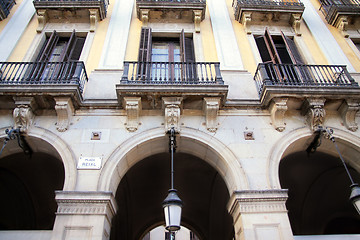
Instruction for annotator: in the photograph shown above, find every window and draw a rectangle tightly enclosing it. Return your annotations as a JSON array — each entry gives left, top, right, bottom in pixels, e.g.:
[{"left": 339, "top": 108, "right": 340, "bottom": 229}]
[
  {"left": 137, "top": 27, "right": 196, "bottom": 82},
  {"left": 29, "top": 30, "right": 85, "bottom": 81},
  {"left": 255, "top": 28, "right": 309, "bottom": 83}
]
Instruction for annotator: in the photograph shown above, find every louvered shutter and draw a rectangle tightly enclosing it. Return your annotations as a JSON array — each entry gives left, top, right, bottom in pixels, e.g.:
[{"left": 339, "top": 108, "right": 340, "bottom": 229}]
[
  {"left": 180, "top": 30, "right": 196, "bottom": 82},
  {"left": 281, "top": 32, "right": 305, "bottom": 64},
  {"left": 138, "top": 27, "right": 152, "bottom": 62},
  {"left": 37, "top": 30, "right": 59, "bottom": 62}
]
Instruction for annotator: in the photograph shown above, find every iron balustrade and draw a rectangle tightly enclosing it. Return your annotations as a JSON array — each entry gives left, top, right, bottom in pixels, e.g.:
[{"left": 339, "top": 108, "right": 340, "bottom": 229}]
[
  {"left": 254, "top": 63, "right": 358, "bottom": 95},
  {"left": 233, "top": 0, "right": 304, "bottom": 10},
  {"left": 319, "top": 0, "right": 360, "bottom": 24},
  {"left": 0, "top": 0, "right": 16, "bottom": 20},
  {"left": 121, "top": 61, "right": 223, "bottom": 85},
  {"left": 0, "top": 61, "right": 88, "bottom": 93},
  {"left": 136, "top": 0, "right": 205, "bottom": 3}
]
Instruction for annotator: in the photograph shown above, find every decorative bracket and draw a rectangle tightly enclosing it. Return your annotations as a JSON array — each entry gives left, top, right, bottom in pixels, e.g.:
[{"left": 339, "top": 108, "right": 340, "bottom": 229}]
[
  {"left": 54, "top": 97, "right": 75, "bottom": 132},
  {"left": 13, "top": 97, "right": 36, "bottom": 133},
  {"left": 36, "top": 9, "right": 48, "bottom": 33},
  {"left": 203, "top": 97, "right": 220, "bottom": 132},
  {"left": 269, "top": 98, "right": 288, "bottom": 132},
  {"left": 163, "top": 97, "right": 183, "bottom": 132},
  {"left": 301, "top": 98, "right": 326, "bottom": 131},
  {"left": 336, "top": 16, "right": 349, "bottom": 38},
  {"left": 194, "top": 10, "right": 202, "bottom": 33},
  {"left": 242, "top": 12, "right": 252, "bottom": 34},
  {"left": 338, "top": 99, "right": 359, "bottom": 132},
  {"left": 89, "top": 9, "right": 99, "bottom": 32},
  {"left": 140, "top": 9, "right": 149, "bottom": 26},
  {"left": 290, "top": 13, "right": 302, "bottom": 36},
  {"left": 124, "top": 97, "right": 142, "bottom": 132}
]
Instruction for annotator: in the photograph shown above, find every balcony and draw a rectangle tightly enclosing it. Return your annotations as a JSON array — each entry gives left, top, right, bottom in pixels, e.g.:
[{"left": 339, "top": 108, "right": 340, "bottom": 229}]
[
  {"left": 0, "top": 61, "right": 88, "bottom": 109},
  {"left": 117, "top": 61, "right": 228, "bottom": 110},
  {"left": 319, "top": 0, "right": 360, "bottom": 28},
  {"left": 33, "top": 0, "right": 109, "bottom": 31},
  {"left": 136, "top": 0, "right": 206, "bottom": 23},
  {"left": 232, "top": 0, "right": 305, "bottom": 34},
  {"left": 0, "top": 0, "right": 16, "bottom": 20}
]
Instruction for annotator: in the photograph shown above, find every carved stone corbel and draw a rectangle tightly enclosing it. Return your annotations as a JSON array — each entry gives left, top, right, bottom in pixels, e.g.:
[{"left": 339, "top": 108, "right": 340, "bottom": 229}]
[
  {"left": 203, "top": 97, "right": 220, "bottom": 132},
  {"left": 193, "top": 10, "right": 202, "bottom": 33},
  {"left": 89, "top": 9, "right": 99, "bottom": 32},
  {"left": 13, "top": 97, "right": 36, "bottom": 133},
  {"left": 124, "top": 97, "right": 142, "bottom": 132},
  {"left": 336, "top": 16, "right": 349, "bottom": 38},
  {"left": 140, "top": 9, "right": 149, "bottom": 26},
  {"left": 301, "top": 98, "right": 326, "bottom": 131},
  {"left": 269, "top": 98, "right": 288, "bottom": 132},
  {"left": 163, "top": 97, "right": 183, "bottom": 132},
  {"left": 242, "top": 12, "right": 252, "bottom": 34},
  {"left": 36, "top": 9, "right": 48, "bottom": 33},
  {"left": 54, "top": 97, "right": 75, "bottom": 132},
  {"left": 338, "top": 99, "right": 359, "bottom": 132},
  {"left": 290, "top": 13, "right": 302, "bottom": 36}
]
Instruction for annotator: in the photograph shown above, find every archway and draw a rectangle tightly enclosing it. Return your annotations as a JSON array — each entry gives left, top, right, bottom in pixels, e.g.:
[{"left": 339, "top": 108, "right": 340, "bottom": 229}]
[
  {"left": 276, "top": 129, "right": 360, "bottom": 235},
  {"left": 0, "top": 133, "right": 65, "bottom": 230},
  {"left": 110, "top": 152, "right": 234, "bottom": 240}
]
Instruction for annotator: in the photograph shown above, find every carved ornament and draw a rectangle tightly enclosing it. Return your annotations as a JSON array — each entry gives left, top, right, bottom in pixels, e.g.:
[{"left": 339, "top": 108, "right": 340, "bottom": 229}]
[
  {"left": 54, "top": 97, "right": 75, "bottom": 132},
  {"left": 336, "top": 16, "right": 349, "bottom": 38},
  {"left": 269, "top": 98, "right": 288, "bottom": 132},
  {"left": 89, "top": 9, "right": 99, "bottom": 32},
  {"left": 36, "top": 9, "right": 48, "bottom": 33},
  {"left": 338, "top": 99, "right": 359, "bottom": 132},
  {"left": 194, "top": 10, "right": 202, "bottom": 33},
  {"left": 242, "top": 12, "right": 252, "bottom": 34},
  {"left": 13, "top": 97, "right": 36, "bottom": 133},
  {"left": 163, "top": 97, "right": 183, "bottom": 132},
  {"left": 124, "top": 97, "right": 142, "bottom": 132},
  {"left": 203, "top": 97, "right": 220, "bottom": 132},
  {"left": 301, "top": 98, "right": 326, "bottom": 131},
  {"left": 290, "top": 13, "right": 301, "bottom": 36},
  {"left": 140, "top": 9, "right": 149, "bottom": 26}
]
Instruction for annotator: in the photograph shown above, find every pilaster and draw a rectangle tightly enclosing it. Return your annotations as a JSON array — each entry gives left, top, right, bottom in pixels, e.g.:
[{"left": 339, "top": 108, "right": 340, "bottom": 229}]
[
  {"left": 228, "top": 190, "right": 293, "bottom": 240},
  {"left": 163, "top": 97, "right": 183, "bottom": 132},
  {"left": 52, "top": 191, "right": 117, "bottom": 240}
]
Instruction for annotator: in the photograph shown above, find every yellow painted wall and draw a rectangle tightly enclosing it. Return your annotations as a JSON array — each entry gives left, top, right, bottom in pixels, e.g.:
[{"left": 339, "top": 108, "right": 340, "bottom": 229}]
[
  {"left": 124, "top": 2, "right": 142, "bottom": 61},
  {"left": 0, "top": 0, "right": 25, "bottom": 34},
  {"left": 201, "top": 6, "right": 218, "bottom": 62}
]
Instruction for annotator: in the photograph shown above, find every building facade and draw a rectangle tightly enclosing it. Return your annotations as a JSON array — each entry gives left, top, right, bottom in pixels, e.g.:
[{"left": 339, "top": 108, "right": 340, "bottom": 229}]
[{"left": 0, "top": 0, "right": 360, "bottom": 239}]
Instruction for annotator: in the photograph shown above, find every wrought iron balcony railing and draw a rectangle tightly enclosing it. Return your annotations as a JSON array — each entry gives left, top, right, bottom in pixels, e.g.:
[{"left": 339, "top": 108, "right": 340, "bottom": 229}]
[
  {"left": 319, "top": 0, "right": 360, "bottom": 26},
  {"left": 0, "top": 61, "right": 88, "bottom": 93},
  {"left": 33, "top": 0, "right": 109, "bottom": 20},
  {"left": 121, "top": 61, "right": 223, "bottom": 85},
  {"left": 254, "top": 63, "right": 358, "bottom": 96},
  {"left": 0, "top": 0, "right": 16, "bottom": 20},
  {"left": 233, "top": 0, "right": 304, "bottom": 22}
]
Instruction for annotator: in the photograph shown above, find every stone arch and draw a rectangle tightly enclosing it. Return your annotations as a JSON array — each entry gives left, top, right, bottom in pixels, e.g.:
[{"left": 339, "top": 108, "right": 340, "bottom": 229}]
[
  {"left": 268, "top": 126, "right": 360, "bottom": 189},
  {"left": 98, "top": 127, "right": 249, "bottom": 195},
  {"left": 0, "top": 126, "right": 77, "bottom": 190}
]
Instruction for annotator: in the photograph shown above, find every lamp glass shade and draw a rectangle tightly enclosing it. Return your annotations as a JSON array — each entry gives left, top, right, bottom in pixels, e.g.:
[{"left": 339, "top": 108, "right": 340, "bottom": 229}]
[
  {"left": 163, "top": 189, "right": 183, "bottom": 232},
  {"left": 350, "top": 184, "right": 360, "bottom": 215}
]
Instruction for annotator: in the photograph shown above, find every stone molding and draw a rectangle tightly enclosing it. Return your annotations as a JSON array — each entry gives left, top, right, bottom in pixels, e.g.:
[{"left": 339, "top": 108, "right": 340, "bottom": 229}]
[
  {"left": 203, "top": 97, "right": 220, "bottom": 132},
  {"left": 228, "top": 190, "right": 288, "bottom": 216},
  {"left": 269, "top": 98, "right": 288, "bottom": 132},
  {"left": 124, "top": 97, "right": 142, "bottom": 132},
  {"left": 13, "top": 97, "right": 36, "bottom": 133},
  {"left": 163, "top": 97, "right": 183, "bottom": 132},
  {"left": 55, "top": 191, "right": 117, "bottom": 223},
  {"left": 55, "top": 97, "right": 75, "bottom": 132},
  {"left": 338, "top": 99, "right": 359, "bottom": 132},
  {"left": 301, "top": 98, "right": 326, "bottom": 131}
]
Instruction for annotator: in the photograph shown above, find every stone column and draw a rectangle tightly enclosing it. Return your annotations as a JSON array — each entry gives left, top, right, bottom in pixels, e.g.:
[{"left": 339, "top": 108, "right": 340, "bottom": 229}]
[
  {"left": 51, "top": 191, "right": 117, "bottom": 240},
  {"left": 228, "top": 190, "right": 293, "bottom": 240}
]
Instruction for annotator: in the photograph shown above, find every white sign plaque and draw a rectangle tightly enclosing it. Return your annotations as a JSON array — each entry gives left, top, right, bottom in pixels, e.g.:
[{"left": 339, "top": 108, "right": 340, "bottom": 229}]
[{"left": 77, "top": 157, "right": 102, "bottom": 169}]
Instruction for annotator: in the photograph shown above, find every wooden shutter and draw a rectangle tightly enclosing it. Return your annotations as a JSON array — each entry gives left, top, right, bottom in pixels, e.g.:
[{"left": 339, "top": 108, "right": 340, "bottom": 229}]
[
  {"left": 255, "top": 36, "right": 272, "bottom": 63},
  {"left": 264, "top": 28, "right": 282, "bottom": 64},
  {"left": 138, "top": 27, "right": 152, "bottom": 62},
  {"left": 180, "top": 29, "right": 195, "bottom": 62},
  {"left": 61, "top": 30, "right": 76, "bottom": 62},
  {"left": 69, "top": 37, "right": 86, "bottom": 60},
  {"left": 37, "top": 30, "right": 59, "bottom": 62},
  {"left": 281, "top": 31, "right": 305, "bottom": 64}
]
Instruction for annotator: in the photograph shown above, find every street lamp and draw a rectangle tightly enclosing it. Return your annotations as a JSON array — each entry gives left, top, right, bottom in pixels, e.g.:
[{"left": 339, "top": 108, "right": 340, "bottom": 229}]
[
  {"left": 162, "top": 127, "right": 183, "bottom": 239},
  {"left": 309, "top": 127, "right": 360, "bottom": 215}
]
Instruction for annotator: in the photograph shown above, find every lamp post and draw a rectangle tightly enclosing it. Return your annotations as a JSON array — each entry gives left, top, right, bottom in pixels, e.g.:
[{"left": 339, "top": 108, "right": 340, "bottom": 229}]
[
  {"left": 315, "top": 127, "right": 360, "bottom": 215},
  {"left": 162, "top": 127, "right": 183, "bottom": 238}
]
